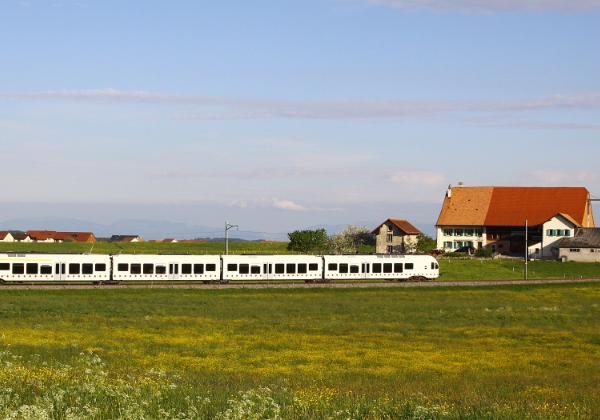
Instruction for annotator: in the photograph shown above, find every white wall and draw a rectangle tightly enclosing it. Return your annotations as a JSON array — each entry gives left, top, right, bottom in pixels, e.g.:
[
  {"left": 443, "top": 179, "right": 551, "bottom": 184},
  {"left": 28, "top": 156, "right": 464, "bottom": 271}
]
[
  {"left": 436, "top": 226, "right": 485, "bottom": 250},
  {"left": 540, "top": 215, "right": 577, "bottom": 259}
]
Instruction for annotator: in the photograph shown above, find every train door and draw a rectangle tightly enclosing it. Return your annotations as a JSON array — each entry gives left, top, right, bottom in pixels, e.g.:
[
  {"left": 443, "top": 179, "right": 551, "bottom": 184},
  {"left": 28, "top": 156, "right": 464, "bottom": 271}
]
[
  {"left": 361, "top": 262, "right": 371, "bottom": 279},
  {"left": 54, "top": 262, "right": 66, "bottom": 281},
  {"left": 169, "top": 263, "right": 179, "bottom": 280},
  {"left": 262, "top": 262, "right": 273, "bottom": 280}
]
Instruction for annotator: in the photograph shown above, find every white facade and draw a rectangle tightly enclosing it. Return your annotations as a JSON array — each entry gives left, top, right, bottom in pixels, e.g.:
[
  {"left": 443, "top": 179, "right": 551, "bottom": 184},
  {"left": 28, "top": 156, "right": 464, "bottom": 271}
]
[
  {"left": 539, "top": 215, "right": 578, "bottom": 259},
  {"left": 436, "top": 226, "right": 485, "bottom": 251},
  {"left": 0, "top": 233, "right": 14, "bottom": 242}
]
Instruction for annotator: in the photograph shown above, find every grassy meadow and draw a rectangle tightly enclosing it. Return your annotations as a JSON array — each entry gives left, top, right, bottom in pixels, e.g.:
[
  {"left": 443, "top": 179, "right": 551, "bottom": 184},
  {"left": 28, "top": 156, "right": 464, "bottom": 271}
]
[{"left": 1, "top": 283, "right": 600, "bottom": 418}]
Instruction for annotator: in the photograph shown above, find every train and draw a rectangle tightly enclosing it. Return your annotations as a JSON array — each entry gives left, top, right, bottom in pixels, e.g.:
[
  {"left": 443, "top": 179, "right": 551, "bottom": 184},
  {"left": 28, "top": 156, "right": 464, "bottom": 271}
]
[{"left": 0, "top": 252, "right": 440, "bottom": 284}]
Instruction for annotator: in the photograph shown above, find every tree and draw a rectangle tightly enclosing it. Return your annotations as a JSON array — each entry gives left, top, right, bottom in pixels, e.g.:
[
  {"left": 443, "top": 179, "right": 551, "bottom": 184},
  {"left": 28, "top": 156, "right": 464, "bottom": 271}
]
[
  {"left": 287, "top": 228, "right": 329, "bottom": 254},
  {"left": 328, "top": 225, "right": 375, "bottom": 254},
  {"left": 416, "top": 234, "right": 437, "bottom": 254}
]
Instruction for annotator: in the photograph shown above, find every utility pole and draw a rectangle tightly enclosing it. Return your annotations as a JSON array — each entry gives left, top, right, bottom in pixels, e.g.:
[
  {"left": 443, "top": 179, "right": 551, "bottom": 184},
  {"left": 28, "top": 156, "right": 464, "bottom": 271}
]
[
  {"left": 524, "top": 219, "right": 528, "bottom": 280},
  {"left": 225, "top": 221, "right": 238, "bottom": 255}
]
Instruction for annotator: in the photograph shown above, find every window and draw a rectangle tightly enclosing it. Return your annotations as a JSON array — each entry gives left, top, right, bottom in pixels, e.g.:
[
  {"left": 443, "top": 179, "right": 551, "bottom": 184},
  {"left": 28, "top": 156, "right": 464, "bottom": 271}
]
[
  {"left": 309, "top": 263, "right": 318, "bottom": 271},
  {"left": 239, "top": 264, "right": 249, "bottom": 274},
  {"left": 383, "top": 263, "right": 392, "bottom": 273},
  {"left": 455, "top": 229, "right": 463, "bottom": 236},
  {"left": 130, "top": 264, "right": 141, "bottom": 274},
  {"left": 143, "top": 264, "right": 154, "bottom": 274},
  {"left": 227, "top": 264, "right": 238, "bottom": 272},
  {"left": 394, "top": 263, "right": 403, "bottom": 273},
  {"left": 275, "top": 264, "right": 285, "bottom": 274},
  {"left": 565, "top": 230, "right": 571, "bottom": 237},
  {"left": 40, "top": 265, "right": 52, "bottom": 274},
  {"left": 387, "top": 246, "right": 393, "bottom": 253},
  {"left": 194, "top": 264, "right": 204, "bottom": 274},
  {"left": 328, "top": 263, "right": 338, "bottom": 271},
  {"left": 251, "top": 265, "right": 260, "bottom": 274},
  {"left": 26, "top": 263, "right": 38, "bottom": 274},
  {"left": 286, "top": 263, "right": 296, "bottom": 274},
  {"left": 12, "top": 263, "right": 24, "bottom": 274},
  {"left": 298, "top": 263, "right": 307, "bottom": 274},
  {"left": 82, "top": 263, "right": 94, "bottom": 275},
  {"left": 373, "top": 263, "right": 382, "bottom": 273},
  {"left": 339, "top": 263, "right": 348, "bottom": 274},
  {"left": 350, "top": 265, "right": 359, "bottom": 274},
  {"left": 498, "top": 244, "right": 504, "bottom": 249},
  {"left": 444, "top": 229, "right": 452, "bottom": 236},
  {"left": 405, "top": 263, "right": 414, "bottom": 270},
  {"left": 95, "top": 263, "right": 106, "bottom": 272},
  {"left": 0, "top": 263, "right": 9, "bottom": 270},
  {"left": 431, "top": 262, "right": 435, "bottom": 270},
  {"left": 206, "top": 264, "right": 216, "bottom": 272},
  {"left": 558, "top": 229, "right": 565, "bottom": 236},
  {"left": 465, "top": 229, "right": 473, "bottom": 236},
  {"left": 69, "top": 264, "right": 80, "bottom": 275},
  {"left": 118, "top": 263, "right": 129, "bottom": 272},
  {"left": 387, "top": 234, "right": 393, "bottom": 242},
  {"left": 475, "top": 230, "right": 482, "bottom": 237},
  {"left": 570, "top": 249, "right": 581, "bottom": 253},
  {"left": 591, "top": 249, "right": 596, "bottom": 253},
  {"left": 156, "top": 265, "right": 166, "bottom": 274}
]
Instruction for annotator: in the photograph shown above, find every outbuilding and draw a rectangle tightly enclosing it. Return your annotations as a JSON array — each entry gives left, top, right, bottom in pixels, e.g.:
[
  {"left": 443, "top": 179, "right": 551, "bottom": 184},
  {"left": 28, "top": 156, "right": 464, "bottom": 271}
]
[{"left": 556, "top": 228, "right": 600, "bottom": 262}]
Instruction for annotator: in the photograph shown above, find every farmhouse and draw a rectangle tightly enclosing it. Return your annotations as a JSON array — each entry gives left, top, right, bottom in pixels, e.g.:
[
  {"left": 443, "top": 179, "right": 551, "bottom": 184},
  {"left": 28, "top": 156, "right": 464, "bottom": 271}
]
[
  {"left": 110, "top": 235, "right": 145, "bottom": 242},
  {"left": 371, "top": 218, "right": 422, "bottom": 253},
  {"left": 435, "top": 185, "right": 595, "bottom": 259},
  {"left": 556, "top": 228, "right": 600, "bottom": 262},
  {"left": 26, "top": 230, "right": 97, "bottom": 243}
]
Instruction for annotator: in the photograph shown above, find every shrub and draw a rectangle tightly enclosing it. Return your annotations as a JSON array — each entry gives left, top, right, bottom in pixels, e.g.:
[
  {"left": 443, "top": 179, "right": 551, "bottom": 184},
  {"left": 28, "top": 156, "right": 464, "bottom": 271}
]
[{"left": 475, "top": 247, "right": 494, "bottom": 258}]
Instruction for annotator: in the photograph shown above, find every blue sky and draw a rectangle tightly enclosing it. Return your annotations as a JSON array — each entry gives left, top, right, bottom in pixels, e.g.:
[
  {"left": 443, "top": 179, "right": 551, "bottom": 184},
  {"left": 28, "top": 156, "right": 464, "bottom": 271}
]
[{"left": 1, "top": 0, "right": 599, "bottom": 238}]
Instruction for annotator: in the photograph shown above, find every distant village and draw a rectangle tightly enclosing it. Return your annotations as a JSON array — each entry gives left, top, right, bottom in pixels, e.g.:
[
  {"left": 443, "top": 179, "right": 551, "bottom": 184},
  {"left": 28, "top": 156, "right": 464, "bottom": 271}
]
[{"left": 1, "top": 185, "right": 599, "bottom": 263}]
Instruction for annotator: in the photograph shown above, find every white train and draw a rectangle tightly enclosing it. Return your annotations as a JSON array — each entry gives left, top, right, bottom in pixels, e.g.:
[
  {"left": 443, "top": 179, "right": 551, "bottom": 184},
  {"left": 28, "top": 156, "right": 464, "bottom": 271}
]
[{"left": 0, "top": 252, "right": 439, "bottom": 284}]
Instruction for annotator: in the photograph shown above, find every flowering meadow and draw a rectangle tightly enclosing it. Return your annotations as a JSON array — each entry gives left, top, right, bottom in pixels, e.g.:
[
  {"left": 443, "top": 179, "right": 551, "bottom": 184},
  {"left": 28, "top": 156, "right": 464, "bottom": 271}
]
[{"left": 0, "top": 283, "right": 599, "bottom": 419}]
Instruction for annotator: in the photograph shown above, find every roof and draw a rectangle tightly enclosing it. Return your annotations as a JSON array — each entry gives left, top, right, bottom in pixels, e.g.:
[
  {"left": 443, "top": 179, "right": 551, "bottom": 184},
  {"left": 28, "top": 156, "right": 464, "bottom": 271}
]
[
  {"left": 27, "top": 230, "right": 96, "bottom": 242},
  {"left": 110, "top": 235, "right": 142, "bottom": 242},
  {"left": 372, "top": 218, "right": 422, "bottom": 235},
  {"left": 27, "top": 230, "right": 57, "bottom": 241},
  {"left": 437, "top": 186, "right": 594, "bottom": 227},
  {"left": 557, "top": 228, "right": 600, "bottom": 248},
  {"left": 0, "top": 232, "right": 12, "bottom": 240},
  {"left": 13, "top": 234, "right": 30, "bottom": 240}
]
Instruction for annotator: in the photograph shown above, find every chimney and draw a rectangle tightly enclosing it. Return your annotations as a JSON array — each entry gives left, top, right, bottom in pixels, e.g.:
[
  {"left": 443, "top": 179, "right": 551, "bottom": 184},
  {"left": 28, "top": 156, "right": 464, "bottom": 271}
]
[
  {"left": 458, "top": 182, "right": 464, "bottom": 187},
  {"left": 447, "top": 184, "right": 452, "bottom": 198}
]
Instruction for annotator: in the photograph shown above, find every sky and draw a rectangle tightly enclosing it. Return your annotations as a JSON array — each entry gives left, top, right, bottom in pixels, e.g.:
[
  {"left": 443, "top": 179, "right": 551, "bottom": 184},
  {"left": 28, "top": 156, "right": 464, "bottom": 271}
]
[{"left": 1, "top": 0, "right": 599, "bottom": 239}]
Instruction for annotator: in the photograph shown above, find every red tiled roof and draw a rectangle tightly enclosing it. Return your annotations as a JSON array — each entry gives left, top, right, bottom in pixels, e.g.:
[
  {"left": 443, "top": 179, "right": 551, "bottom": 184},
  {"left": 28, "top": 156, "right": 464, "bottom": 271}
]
[
  {"left": 372, "top": 218, "right": 422, "bottom": 235},
  {"left": 0, "top": 232, "right": 10, "bottom": 240},
  {"left": 27, "top": 230, "right": 57, "bottom": 241},
  {"left": 437, "top": 186, "right": 594, "bottom": 227}
]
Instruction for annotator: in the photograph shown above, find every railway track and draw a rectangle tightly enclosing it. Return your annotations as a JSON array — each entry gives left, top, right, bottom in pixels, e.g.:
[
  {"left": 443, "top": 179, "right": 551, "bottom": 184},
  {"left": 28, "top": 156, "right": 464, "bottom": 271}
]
[{"left": 1, "top": 278, "right": 599, "bottom": 290}]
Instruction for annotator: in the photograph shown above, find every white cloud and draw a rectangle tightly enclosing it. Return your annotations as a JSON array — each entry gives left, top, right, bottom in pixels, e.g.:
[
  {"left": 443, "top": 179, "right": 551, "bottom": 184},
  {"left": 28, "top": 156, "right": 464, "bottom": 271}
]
[
  {"left": 360, "top": 0, "right": 600, "bottom": 13},
  {"left": 2, "top": 89, "right": 600, "bottom": 123},
  {"left": 526, "top": 170, "right": 600, "bottom": 185},
  {"left": 272, "top": 198, "right": 307, "bottom": 211}
]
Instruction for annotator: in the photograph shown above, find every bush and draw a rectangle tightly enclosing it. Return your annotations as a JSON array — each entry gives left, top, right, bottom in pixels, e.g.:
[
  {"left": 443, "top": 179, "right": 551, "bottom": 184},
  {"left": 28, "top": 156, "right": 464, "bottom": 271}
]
[{"left": 475, "top": 247, "right": 494, "bottom": 258}]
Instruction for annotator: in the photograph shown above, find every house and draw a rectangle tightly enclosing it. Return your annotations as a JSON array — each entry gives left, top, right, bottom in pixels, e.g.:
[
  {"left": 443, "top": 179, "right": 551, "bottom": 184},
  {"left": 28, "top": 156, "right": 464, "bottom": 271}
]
[
  {"left": 110, "top": 235, "right": 145, "bottom": 242},
  {"left": 556, "top": 228, "right": 600, "bottom": 262},
  {"left": 0, "top": 232, "right": 14, "bottom": 242},
  {"left": 435, "top": 184, "right": 595, "bottom": 259},
  {"left": 371, "top": 218, "right": 422, "bottom": 253},
  {"left": 12, "top": 234, "right": 32, "bottom": 242},
  {"left": 162, "top": 238, "right": 178, "bottom": 243},
  {"left": 26, "top": 230, "right": 97, "bottom": 243}
]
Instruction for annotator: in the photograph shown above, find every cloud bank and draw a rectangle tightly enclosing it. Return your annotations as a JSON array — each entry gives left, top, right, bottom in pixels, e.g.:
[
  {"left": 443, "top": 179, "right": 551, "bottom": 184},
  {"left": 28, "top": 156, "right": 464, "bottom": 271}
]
[
  {"left": 360, "top": 0, "right": 600, "bottom": 13},
  {"left": 2, "top": 89, "right": 600, "bottom": 124}
]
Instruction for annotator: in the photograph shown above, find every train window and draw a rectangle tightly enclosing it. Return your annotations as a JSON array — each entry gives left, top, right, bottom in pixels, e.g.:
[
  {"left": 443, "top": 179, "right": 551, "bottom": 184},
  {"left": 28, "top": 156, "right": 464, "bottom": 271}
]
[
  {"left": 350, "top": 265, "right": 359, "bottom": 274},
  {"left": 194, "top": 264, "right": 204, "bottom": 274},
  {"left": 12, "top": 263, "right": 24, "bottom": 274},
  {"left": 40, "top": 265, "right": 52, "bottom": 274},
  {"left": 251, "top": 265, "right": 260, "bottom": 274},
  {"left": 372, "top": 263, "right": 382, "bottom": 273},
  {"left": 394, "top": 263, "right": 403, "bottom": 273},
  {"left": 206, "top": 264, "right": 216, "bottom": 272},
  {"left": 239, "top": 264, "right": 250, "bottom": 274},
  {"left": 431, "top": 262, "right": 435, "bottom": 270},
  {"left": 130, "top": 264, "right": 142, "bottom": 274},
  {"left": 227, "top": 264, "right": 237, "bottom": 272},
  {"left": 95, "top": 263, "right": 106, "bottom": 272},
  {"left": 309, "top": 263, "right": 318, "bottom": 271},
  {"left": 82, "top": 264, "right": 93, "bottom": 275},
  {"left": 405, "top": 263, "right": 414, "bottom": 270},
  {"left": 339, "top": 264, "right": 349, "bottom": 274},
  {"left": 275, "top": 264, "right": 285, "bottom": 274},
  {"left": 182, "top": 264, "right": 192, "bottom": 274},
  {"left": 69, "top": 264, "right": 80, "bottom": 275},
  {"left": 156, "top": 265, "right": 166, "bottom": 274},
  {"left": 328, "top": 263, "right": 338, "bottom": 271},
  {"left": 26, "top": 263, "right": 38, "bottom": 274},
  {"left": 118, "top": 263, "right": 128, "bottom": 271},
  {"left": 0, "top": 263, "right": 9, "bottom": 270},
  {"left": 383, "top": 263, "right": 392, "bottom": 273},
  {"left": 143, "top": 264, "right": 154, "bottom": 274},
  {"left": 286, "top": 263, "right": 296, "bottom": 274},
  {"left": 298, "top": 263, "right": 307, "bottom": 274}
]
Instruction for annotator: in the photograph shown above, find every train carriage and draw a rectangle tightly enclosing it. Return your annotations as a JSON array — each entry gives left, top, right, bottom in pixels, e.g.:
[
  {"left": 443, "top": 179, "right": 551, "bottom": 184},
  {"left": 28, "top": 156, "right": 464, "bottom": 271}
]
[
  {"left": 323, "top": 254, "right": 439, "bottom": 281},
  {"left": 0, "top": 252, "right": 111, "bottom": 283},
  {"left": 221, "top": 254, "right": 323, "bottom": 283},
  {"left": 111, "top": 254, "right": 221, "bottom": 283}
]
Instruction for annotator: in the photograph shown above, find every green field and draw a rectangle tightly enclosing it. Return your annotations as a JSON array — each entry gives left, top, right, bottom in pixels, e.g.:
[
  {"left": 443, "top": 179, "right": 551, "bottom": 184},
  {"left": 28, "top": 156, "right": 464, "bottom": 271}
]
[{"left": 1, "top": 283, "right": 600, "bottom": 419}]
